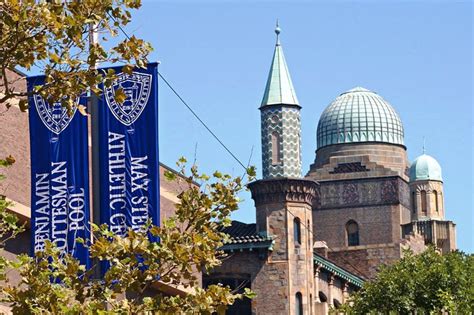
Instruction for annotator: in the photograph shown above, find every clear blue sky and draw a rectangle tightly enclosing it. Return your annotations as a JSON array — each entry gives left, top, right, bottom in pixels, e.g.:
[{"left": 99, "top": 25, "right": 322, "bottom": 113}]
[{"left": 124, "top": 1, "right": 473, "bottom": 252}]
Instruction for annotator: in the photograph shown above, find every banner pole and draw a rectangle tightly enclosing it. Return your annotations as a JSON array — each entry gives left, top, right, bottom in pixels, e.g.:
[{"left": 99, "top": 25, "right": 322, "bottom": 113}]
[{"left": 89, "top": 22, "right": 101, "bottom": 278}]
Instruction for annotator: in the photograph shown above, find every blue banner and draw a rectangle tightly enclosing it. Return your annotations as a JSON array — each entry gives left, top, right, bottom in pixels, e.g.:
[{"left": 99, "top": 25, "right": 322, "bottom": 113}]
[
  {"left": 98, "top": 63, "right": 160, "bottom": 237},
  {"left": 28, "top": 76, "right": 90, "bottom": 267}
]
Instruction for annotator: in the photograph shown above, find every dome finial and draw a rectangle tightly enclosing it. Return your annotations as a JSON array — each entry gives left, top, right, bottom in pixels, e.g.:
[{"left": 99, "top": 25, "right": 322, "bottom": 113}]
[
  {"left": 275, "top": 19, "right": 281, "bottom": 45},
  {"left": 422, "top": 137, "right": 426, "bottom": 154}
]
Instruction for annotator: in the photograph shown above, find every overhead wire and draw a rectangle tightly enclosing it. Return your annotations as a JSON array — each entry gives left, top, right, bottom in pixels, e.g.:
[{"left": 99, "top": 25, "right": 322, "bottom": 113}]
[{"left": 157, "top": 73, "right": 248, "bottom": 171}]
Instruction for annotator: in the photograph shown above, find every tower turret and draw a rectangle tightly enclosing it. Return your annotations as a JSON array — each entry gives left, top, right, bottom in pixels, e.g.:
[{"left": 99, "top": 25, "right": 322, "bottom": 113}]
[
  {"left": 260, "top": 23, "right": 302, "bottom": 179},
  {"left": 248, "top": 23, "right": 318, "bottom": 314},
  {"left": 405, "top": 150, "right": 456, "bottom": 254},
  {"left": 409, "top": 153, "right": 445, "bottom": 220}
]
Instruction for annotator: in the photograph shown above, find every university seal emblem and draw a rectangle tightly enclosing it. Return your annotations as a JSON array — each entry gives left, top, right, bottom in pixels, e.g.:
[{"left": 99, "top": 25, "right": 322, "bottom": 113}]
[
  {"left": 104, "top": 72, "right": 152, "bottom": 126},
  {"left": 34, "top": 95, "right": 78, "bottom": 135}
]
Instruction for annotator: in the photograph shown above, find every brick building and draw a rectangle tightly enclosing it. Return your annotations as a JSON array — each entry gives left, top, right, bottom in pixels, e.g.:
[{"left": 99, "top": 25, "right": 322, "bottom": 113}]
[
  {"left": 0, "top": 25, "right": 457, "bottom": 314},
  {"left": 203, "top": 25, "right": 457, "bottom": 314}
]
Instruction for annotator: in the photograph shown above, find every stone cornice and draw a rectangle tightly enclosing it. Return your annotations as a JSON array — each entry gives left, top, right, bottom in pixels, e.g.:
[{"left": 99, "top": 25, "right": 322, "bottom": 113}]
[{"left": 248, "top": 178, "right": 319, "bottom": 206}]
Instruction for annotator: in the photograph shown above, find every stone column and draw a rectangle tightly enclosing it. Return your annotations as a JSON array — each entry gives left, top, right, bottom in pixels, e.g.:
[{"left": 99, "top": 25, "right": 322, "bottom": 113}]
[
  {"left": 314, "top": 266, "right": 321, "bottom": 303},
  {"left": 328, "top": 273, "right": 335, "bottom": 308},
  {"left": 416, "top": 191, "right": 422, "bottom": 219},
  {"left": 426, "top": 189, "right": 432, "bottom": 216},
  {"left": 342, "top": 281, "right": 349, "bottom": 304},
  {"left": 440, "top": 192, "right": 444, "bottom": 217},
  {"left": 448, "top": 223, "right": 456, "bottom": 252}
]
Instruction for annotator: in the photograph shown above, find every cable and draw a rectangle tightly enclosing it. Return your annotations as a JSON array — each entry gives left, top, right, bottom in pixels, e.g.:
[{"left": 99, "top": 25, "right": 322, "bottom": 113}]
[
  {"left": 157, "top": 73, "right": 248, "bottom": 171},
  {"left": 110, "top": 15, "right": 369, "bottom": 280}
]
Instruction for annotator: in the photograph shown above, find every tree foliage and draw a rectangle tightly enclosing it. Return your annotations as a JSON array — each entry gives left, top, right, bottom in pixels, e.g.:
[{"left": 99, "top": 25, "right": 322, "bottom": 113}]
[
  {"left": 0, "top": 156, "right": 25, "bottom": 283},
  {"left": 0, "top": 0, "right": 152, "bottom": 112},
  {"left": 340, "top": 247, "right": 474, "bottom": 314},
  {"left": 0, "top": 156, "right": 24, "bottom": 245},
  {"left": 1, "top": 159, "right": 257, "bottom": 314}
]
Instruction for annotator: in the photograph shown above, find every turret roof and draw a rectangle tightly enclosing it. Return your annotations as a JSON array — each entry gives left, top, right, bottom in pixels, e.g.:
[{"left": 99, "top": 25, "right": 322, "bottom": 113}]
[
  {"left": 261, "top": 23, "right": 299, "bottom": 107},
  {"left": 409, "top": 154, "right": 443, "bottom": 182}
]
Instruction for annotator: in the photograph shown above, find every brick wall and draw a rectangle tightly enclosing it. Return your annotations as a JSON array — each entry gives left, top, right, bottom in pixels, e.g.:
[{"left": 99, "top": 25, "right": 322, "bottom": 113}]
[
  {"left": 313, "top": 204, "right": 405, "bottom": 248},
  {"left": 206, "top": 251, "right": 289, "bottom": 315},
  {"left": 307, "top": 143, "right": 409, "bottom": 181},
  {"left": 328, "top": 233, "right": 427, "bottom": 280},
  {"left": 251, "top": 201, "right": 315, "bottom": 314},
  {"left": 327, "top": 243, "right": 402, "bottom": 279}
]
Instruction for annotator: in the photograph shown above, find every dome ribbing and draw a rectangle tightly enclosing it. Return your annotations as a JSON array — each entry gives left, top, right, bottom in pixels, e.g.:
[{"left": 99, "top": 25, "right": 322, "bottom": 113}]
[{"left": 317, "top": 87, "right": 404, "bottom": 149}]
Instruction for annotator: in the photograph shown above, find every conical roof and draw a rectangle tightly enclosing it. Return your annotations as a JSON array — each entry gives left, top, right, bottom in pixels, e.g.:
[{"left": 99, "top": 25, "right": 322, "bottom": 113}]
[{"left": 261, "top": 25, "right": 299, "bottom": 107}]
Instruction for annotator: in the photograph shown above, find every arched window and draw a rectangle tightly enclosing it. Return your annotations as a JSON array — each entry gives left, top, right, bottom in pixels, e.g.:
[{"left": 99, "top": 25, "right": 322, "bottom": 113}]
[
  {"left": 412, "top": 192, "right": 416, "bottom": 213},
  {"left": 271, "top": 132, "right": 281, "bottom": 165},
  {"left": 433, "top": 190, "right": 439, "bottom": 212},
  {"left": 346, "top": 220, "right": 359, "bottom": 246},
  {"left": 318, "top": 291, "right": 327, "bottom": 303},
  {"left": 295, "top": 292, "right": 303, "bottom": 315},
  {"left": 294, "top": 218, "right": 301, "bottom": 246},
  {"left": 421, "top": 190, "right": 427, "bottom": 215}
]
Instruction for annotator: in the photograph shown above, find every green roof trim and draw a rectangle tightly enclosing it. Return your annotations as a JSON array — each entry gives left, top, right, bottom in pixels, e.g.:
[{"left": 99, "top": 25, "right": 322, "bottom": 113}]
[
  {"left": 314, "top": 253, "right": 365, "bottom": 287},
  {"left": 220, "top": 239, "right": 274, "bottom": 252},
  {"left": 219, "top": 221, "right": 275, "bottom": 252},
  {"left": 261, "top": 25, "right": 299, "bottom": 107}
]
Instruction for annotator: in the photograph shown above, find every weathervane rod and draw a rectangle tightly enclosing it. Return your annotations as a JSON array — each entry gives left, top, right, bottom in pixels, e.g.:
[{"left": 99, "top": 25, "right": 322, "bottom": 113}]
[{"left": 275, "top": 19, "right": 281, "bottom": 46}]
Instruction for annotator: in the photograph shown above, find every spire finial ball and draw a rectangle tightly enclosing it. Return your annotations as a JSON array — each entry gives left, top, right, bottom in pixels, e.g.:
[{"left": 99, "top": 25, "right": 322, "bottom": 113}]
[{"left": 275, "top": 25, "right": 281, "bottom": 35}]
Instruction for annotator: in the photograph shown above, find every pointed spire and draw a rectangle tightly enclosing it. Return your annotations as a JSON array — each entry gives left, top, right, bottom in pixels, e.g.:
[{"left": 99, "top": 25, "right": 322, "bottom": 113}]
[{"left": 261, "top": 21, "right": 299, "bottom": 107}]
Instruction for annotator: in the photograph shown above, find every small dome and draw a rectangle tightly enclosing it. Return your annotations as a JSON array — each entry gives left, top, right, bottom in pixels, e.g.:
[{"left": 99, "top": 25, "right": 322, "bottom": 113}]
[
  {"left": 409, "top": 154, "right": 443, "bottom": 182},
  {"left": 317, "top": 87, "right": 404, "bottom": 149}
]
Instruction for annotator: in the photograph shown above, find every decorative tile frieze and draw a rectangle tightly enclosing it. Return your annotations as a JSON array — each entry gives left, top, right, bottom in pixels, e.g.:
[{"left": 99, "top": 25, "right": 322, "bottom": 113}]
[
  {"left": 329, "top": 162, "right": 369, "bottom": 174},
  {"left": 381, "top": 179, "right": 399, "bottom": 203},
  {"left": 343, "top": 183, "right": 359, "bottom": 204},
  {"left": 317, "top": 177, "right": 409, "bottom": 210}
]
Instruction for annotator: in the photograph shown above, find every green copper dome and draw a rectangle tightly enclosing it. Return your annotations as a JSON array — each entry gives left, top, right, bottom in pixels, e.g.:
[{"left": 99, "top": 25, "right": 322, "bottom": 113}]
[
  {"left": 409, "top": 154, "right": 443, "bottom": 182},
  {"left": 317, "top": 87, "right": 404, "bottom": 149}
]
